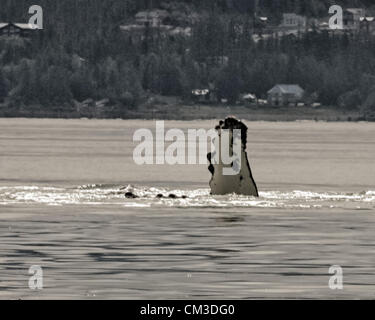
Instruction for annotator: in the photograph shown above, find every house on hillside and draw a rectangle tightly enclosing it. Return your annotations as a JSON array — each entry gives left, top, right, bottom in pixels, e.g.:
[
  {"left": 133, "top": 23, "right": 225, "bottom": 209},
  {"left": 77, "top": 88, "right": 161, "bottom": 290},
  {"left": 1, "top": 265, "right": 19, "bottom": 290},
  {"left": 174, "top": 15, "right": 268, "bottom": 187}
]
[
  {"left": 0, "top": 22, "right": 38, "bottom": 38},
  {"left": 191, "top": 89, "right": 210, "bottom": 103},
  {"left": 120, "top": 9, "right": 192, "bottom": 42},
  {"left": 191, "top": 86, "right": 217, "bottom": 104},
  {"left": 344, "top": 8, "right": 365, "bottom": 30},
  {"left": 241, "top": 93, "right": 257, "bottom": 106},
  {"left": 267, "top": 84, "right": 305, "bottom": 106},
  {"left": 280, "top": 13, "right": 307, "bottom": 30},
  {"left": 135, "top": 9, "right": 169, "bottom": 27}
]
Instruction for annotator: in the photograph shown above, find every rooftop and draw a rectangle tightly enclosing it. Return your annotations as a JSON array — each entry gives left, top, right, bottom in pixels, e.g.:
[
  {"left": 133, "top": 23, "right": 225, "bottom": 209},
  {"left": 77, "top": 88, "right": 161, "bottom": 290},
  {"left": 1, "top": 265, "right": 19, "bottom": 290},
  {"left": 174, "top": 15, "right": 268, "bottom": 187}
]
[
  {"left": 135, "top": 9, "right": 169, "bottom": 19},
  {"left": 0, "top": 22, "right": 37, "bottom": 30},
  {"left": 346, "top": 8, "right": 365, "bottom": 14},
  {"left": 268, "top": 84, "right": 304, "bottom": 95}
]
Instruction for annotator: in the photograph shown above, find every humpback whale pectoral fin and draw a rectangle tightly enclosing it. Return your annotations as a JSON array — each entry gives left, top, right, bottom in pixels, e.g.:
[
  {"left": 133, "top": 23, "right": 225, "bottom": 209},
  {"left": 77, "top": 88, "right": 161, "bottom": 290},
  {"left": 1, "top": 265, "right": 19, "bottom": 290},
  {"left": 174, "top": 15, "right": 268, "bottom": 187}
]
[{"left": 207, "top": 117, "right": 259, "bottom": 197}]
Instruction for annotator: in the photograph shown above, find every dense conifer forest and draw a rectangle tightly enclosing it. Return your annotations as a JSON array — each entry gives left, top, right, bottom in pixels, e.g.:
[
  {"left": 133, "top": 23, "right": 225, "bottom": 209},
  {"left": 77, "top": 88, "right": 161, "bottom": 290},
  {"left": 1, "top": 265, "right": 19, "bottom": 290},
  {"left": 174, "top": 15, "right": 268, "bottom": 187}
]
[{"left": 1, "top": 0, "right": 375, "bottom": 118}]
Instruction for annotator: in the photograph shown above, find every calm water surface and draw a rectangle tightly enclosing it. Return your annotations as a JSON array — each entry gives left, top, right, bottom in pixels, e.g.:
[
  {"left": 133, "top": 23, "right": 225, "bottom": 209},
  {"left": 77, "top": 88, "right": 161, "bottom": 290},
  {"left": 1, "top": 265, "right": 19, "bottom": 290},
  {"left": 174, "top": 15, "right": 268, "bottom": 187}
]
[{"left": 0, "top": 118, "right": 374, "bottom": 299}]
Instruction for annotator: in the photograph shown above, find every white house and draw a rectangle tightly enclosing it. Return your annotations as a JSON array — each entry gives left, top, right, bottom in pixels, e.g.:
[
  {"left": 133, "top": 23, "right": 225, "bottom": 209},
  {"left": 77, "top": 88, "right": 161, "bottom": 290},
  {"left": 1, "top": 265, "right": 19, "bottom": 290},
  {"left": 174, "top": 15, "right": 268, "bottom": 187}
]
[{"left": 267, "top": 84, "right": 305, "bottom": 106}]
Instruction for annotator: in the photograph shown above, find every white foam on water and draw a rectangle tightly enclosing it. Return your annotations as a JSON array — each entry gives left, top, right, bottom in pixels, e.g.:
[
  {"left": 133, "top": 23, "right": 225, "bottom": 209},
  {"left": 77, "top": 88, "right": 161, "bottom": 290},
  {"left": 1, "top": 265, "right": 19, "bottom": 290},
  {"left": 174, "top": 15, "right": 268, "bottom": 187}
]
[{"left": 0, "top": 185, "right": 374, "bottom": 210}]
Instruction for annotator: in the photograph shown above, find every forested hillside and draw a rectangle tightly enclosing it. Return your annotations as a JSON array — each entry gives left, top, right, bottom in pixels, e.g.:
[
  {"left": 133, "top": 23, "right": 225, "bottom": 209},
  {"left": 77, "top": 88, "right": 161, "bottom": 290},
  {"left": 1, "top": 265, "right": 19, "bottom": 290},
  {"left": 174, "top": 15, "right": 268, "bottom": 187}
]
[{"left": 1, "top": 0, "right": 375, "bottom": 118}]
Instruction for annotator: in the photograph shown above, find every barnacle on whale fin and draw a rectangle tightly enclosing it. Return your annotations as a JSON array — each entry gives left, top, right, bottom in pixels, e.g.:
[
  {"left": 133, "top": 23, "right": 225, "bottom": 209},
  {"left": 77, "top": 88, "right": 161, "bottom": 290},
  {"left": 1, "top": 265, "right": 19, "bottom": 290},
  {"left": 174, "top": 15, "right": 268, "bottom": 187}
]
[{"left": 207, "top": 117, "right": 259, "bottom": 197}]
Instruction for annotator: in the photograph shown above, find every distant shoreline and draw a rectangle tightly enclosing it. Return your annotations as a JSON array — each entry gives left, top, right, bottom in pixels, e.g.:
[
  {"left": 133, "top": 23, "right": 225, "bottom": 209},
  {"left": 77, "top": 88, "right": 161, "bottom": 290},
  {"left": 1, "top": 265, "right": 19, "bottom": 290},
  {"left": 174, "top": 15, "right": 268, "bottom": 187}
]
[{"left": 0, "top": 103, "right": 372, "bottom": 122}]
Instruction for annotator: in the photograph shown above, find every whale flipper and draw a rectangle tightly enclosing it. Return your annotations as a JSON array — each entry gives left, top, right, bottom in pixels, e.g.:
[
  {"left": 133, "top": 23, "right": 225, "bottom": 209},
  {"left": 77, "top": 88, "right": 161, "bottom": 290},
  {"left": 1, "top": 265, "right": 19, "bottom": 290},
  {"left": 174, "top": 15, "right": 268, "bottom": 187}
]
[{"left": 208, "top": 117, "right": 259, "bottom": 197}]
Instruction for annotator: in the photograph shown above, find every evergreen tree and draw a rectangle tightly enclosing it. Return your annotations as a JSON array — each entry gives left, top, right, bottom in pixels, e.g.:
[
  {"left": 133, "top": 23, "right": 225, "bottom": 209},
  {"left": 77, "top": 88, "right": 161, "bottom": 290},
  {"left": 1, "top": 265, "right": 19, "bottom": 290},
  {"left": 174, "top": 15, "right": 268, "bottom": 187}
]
[{"left": 0, "top": 70, "right": 8, "bottom": 102}]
